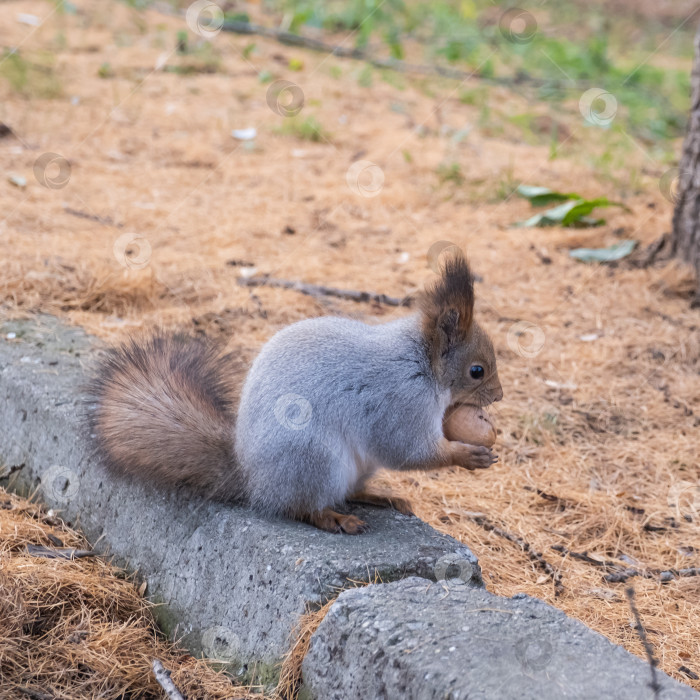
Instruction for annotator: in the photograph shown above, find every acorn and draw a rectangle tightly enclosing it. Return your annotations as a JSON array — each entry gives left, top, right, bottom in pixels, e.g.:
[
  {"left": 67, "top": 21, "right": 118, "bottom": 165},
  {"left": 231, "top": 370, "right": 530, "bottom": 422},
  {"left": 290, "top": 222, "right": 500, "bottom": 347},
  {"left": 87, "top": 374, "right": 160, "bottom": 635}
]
[{"left": 443, "top": 404, "right": 496, "bottom": 448}]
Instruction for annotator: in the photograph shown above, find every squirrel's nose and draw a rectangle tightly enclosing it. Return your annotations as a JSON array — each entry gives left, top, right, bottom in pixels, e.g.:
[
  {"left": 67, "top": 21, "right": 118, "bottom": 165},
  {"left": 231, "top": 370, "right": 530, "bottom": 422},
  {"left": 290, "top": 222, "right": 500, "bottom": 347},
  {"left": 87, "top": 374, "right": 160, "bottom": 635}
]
[{"left": 492, "top": 383, "right": 504, "bottom": 402}]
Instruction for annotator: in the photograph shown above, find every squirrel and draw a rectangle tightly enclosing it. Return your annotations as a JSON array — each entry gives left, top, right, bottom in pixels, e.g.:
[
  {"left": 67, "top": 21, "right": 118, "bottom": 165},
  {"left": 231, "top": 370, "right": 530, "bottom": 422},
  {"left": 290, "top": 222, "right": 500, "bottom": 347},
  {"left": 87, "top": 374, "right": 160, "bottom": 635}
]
[{"left": 87, "top": 251, "right": 503, "bottom": 534}]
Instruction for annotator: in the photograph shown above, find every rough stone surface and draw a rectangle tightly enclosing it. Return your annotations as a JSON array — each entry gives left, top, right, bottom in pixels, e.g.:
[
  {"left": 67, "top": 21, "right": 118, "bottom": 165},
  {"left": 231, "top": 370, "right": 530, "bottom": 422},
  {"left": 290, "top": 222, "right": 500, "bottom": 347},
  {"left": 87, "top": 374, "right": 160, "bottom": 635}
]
[
  {"left": 303, "top": 577, "right": 699, "bottom": 700},
  {"left": 0, "top": 316, "right": 481, "bottom": 683}
]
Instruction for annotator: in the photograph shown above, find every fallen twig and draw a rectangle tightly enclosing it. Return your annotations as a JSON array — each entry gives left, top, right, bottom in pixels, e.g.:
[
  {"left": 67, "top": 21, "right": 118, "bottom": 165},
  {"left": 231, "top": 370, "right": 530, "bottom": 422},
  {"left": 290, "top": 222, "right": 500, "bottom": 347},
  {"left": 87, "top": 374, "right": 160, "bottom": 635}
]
[
  {"left": 551, "top": 544, "right": 621, "bottom": 570},
  {"left": 26, "top": 545, "right": 96, "bottom": 560},
  {"left": 552, "top": 544, "right": 643, "bottom": 584},
  {"left": 522, "top": 485, "right": 571, "bottom": 509},
  {"left": 659, "top": 567, "right": 700, "bottom": 582},
  {"left": 63, "top": 207, "right": 123, "bottom": 228},
  {"left": 679, "top": 665, "right": 699, "bottom": 681},
  {"left": 604, "top": 569, "right": 641, "bottom": 584},
  {"left": 237, "top": 275, "right": 412, "bottom": 307},
  {"left": 17, "top": 689, "right": 52, "bottom": 700},
  {"left": 625, "top": 588, "right": 661, "bottom": 700},
  {"left": 222, "top": 19, "right": 575, "bottom": 90},
  {"left": 152, "top": 659, "right": 185, "bottom": 700},
  {"left": 551, "top": 544, "right": 700, "bottom": 584},
  {"left": 464, "top": 512, "right": 564, "bottom": 596}
]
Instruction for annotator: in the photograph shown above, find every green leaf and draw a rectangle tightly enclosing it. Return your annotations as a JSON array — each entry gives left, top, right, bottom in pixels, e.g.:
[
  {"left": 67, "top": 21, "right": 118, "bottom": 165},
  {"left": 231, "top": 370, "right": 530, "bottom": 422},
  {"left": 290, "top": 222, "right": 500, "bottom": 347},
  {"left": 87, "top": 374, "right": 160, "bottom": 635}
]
[
  {"left": 561, "top": 198, "right": 617, "bottom": 225},
  {"left": 513, "top": 197, "right": 624, "bottom": 228},
  {"left": 514, "top": 199, "right": 580, "bottom": 227},
  {"left": 569, "top": 240, "right": 637, "bottom": 262},
  {"left": 516, "top": 185, "right": 581, "bottom": 207}
]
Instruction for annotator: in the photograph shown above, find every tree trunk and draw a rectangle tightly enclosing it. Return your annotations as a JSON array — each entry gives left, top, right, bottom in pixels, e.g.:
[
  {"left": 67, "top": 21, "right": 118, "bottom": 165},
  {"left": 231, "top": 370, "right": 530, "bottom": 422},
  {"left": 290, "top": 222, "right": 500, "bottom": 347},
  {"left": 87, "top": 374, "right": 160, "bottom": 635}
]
[{"left": 671, "top": 26, "right": 700, "bottom": 303}]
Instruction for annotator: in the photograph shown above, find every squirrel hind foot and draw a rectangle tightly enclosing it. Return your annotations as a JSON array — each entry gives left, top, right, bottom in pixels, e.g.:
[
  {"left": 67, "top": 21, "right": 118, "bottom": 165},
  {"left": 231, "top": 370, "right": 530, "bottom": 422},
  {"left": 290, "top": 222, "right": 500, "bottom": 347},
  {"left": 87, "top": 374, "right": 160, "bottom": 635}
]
[
  {"left": 301, "top": 509, "right": 368, "bottom": 535},
  {"left": 347, "top": 489, "right": 414, "bottom": 516}
]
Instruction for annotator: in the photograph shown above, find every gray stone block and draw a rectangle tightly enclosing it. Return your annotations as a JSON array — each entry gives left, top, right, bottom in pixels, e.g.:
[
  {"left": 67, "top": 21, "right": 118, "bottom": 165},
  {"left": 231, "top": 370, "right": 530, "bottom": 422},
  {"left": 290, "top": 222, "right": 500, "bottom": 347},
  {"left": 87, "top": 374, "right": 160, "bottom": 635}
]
[
  {"left": 0, "top": 316, "right": 480, "bottom": 685},
  {"left": 303, "top": 577, "right": 698, "bottom": 699}
]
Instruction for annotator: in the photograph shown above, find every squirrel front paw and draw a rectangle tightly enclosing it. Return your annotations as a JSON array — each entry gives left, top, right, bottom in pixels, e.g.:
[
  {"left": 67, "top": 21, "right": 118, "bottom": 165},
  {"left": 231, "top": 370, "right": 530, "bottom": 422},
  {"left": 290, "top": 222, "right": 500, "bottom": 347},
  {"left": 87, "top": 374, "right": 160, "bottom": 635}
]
[{"left": 449, "top": 442, "right": 498, "bottom": 470}]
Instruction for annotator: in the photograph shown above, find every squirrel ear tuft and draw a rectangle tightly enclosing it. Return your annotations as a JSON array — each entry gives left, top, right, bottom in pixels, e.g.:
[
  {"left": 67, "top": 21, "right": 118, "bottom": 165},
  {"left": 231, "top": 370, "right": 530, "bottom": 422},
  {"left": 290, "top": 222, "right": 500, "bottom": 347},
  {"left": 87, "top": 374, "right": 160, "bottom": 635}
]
[
  {"left": 419, "top": 250, "right": 475, "bottom": 370},
  {"left": 420, "top": 249, "right": 475, "bottom": 336}
]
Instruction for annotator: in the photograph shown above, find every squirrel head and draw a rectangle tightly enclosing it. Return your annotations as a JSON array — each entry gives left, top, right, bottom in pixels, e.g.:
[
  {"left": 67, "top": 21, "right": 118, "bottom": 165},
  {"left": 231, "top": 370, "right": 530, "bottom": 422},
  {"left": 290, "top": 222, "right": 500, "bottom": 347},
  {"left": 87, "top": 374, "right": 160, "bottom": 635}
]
[{"left": 419, "top": 251, "right": 503, "bottom": 407}]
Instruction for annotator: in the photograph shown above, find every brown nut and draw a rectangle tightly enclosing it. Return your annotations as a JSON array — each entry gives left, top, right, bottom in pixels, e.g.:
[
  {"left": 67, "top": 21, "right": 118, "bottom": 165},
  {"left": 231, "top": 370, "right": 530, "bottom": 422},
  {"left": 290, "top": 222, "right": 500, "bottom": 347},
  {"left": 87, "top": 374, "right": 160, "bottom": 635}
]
[{"left": 443, "top": 404, "right": 496, "bottom": 447}]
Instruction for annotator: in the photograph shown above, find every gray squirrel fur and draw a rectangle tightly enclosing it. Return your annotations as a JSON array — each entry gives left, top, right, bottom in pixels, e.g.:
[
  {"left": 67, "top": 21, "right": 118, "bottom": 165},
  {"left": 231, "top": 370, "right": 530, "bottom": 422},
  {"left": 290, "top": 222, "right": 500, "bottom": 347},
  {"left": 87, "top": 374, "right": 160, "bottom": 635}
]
[{"left": 88, "top": 252, "right": 503, "bottom": 532}]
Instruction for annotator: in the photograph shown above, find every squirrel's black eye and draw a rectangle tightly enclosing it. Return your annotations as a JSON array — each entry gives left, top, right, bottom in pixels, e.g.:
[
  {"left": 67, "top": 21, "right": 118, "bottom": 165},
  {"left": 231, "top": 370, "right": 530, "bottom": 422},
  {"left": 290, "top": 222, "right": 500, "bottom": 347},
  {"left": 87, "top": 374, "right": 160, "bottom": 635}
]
[{"left": 469, "top": 365, "right": 484, "bottom": 379}]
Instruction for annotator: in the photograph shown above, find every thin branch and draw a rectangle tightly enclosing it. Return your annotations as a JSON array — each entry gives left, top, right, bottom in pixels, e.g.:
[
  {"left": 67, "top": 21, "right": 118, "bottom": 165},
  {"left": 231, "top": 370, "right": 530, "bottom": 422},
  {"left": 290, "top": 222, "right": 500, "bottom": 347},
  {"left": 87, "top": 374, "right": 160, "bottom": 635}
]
[
  {"left": 237, "top": 275, "right": 412, "bottom": 307},
  {"left": 464, "top": 512, "right": 564, "bottom": 596},
  {"left": 152, "top": 660, "right": 185, "bottom": 700},
  {"left": 222, "top": 19, "right": 562, "bottom": 89},
  {"left": 551, "top": 544, "right": 622, "bottom": 570},
  {"left": 625, "top": 588, "right": 661, "bottom": 700},
  {"left": 26, "top": 545, "right": 96, "bottom": 560},
  {"left": 551, "top": 544, "right": 700, "bottom": 584},
  {"left": 17, "top": 689, "right": 52, "bottom": 700},
  {"left": 63, "top": 207, "right": 123, "bottom": 228},
  {"left": 660, "top": 567, "right": 700, "bottom": 582},
  {"left": 604, "top": 569, "right": 641, "bottom": 584}
]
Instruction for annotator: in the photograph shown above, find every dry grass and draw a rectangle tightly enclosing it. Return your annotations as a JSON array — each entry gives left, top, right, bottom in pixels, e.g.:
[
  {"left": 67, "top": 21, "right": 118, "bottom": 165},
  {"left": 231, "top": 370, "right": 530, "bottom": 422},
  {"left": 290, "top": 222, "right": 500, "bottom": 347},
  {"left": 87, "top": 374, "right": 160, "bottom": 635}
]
[
  {"left": 275, "top": 601, "right": 334, "bottom": 700},
  {"left": 0, "top": 0, "right": 699, "bottom": 694},
  {"left": 0, "top": 485, "right": 366, "bottom": 699},
  {"left": 0, "top": 486, "right": 257, "bottom": 699},
  {"left": 275, "top": 572, "right": 380, "bottom": 699}
]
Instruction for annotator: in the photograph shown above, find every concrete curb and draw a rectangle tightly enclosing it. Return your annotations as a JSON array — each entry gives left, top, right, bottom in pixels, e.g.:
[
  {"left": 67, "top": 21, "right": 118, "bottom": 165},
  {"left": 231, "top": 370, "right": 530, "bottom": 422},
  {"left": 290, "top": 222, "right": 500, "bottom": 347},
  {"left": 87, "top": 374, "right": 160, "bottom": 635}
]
[
  {"left": 302, "top": 577, "right": 698, "bottom": 699},
  {"left": 0, "top": 316, "right": 481, "bottom": 686},
  {"left": 0, "top": 316, "right": 697, "bottom": 698}
]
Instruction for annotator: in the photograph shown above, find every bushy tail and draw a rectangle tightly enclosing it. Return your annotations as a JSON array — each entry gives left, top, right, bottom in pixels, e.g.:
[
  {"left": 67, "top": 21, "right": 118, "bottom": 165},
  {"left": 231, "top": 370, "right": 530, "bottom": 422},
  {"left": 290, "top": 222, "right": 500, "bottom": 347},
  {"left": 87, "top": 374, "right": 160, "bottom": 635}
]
[{"left": 87, "top": 335, "right": 246, "bottom": 502}]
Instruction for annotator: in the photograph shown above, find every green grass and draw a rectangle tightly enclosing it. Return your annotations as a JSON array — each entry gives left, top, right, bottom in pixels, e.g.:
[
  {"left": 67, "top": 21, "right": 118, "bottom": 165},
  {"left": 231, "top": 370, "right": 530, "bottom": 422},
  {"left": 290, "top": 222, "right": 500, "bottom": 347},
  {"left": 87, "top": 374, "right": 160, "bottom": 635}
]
[
  {"left": 165, "top": 39, "right": 221, "bottom": 75},
  {"left": 436, "top": 162, "right": 465, "bottom": 186},
  {"left": 493, "top": 164, "right": 518, "bottom": 202},
  {"left": 357, "top": 65, "right": 373, "bottom": 87},
  {"left": 268, "top": 0, "right": 692, "bottom": 144},
  {"left": 277, "top": 115, "right": 329, "bottom": 142},
  {"left": 126, "top": 0, "right": 691, "bottom": 148},
  {"left": 0, "top": 51, "right": 62, "bottom": 98},
  {"left": 459, "top": 86, "right": 488, "bottom": 106}
]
